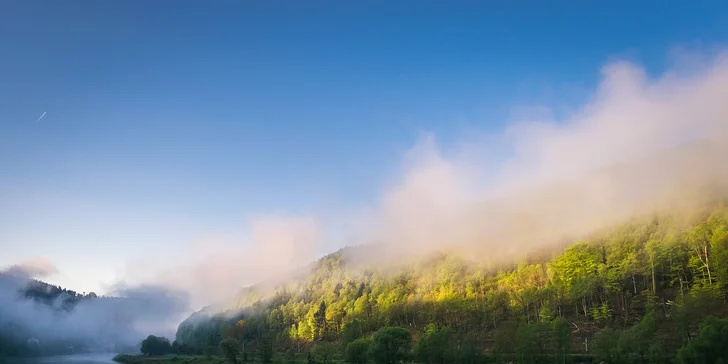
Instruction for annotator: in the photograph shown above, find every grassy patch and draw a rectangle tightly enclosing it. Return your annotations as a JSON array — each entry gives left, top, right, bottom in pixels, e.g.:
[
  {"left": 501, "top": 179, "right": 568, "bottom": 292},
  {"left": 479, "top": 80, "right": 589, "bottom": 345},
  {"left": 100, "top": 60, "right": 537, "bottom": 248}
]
[
  {"left": 112, "top": 354, "right": 354, "bottom": 364},
  {"left": 112, "top": 354, "right": 229, "bottom": 364}
]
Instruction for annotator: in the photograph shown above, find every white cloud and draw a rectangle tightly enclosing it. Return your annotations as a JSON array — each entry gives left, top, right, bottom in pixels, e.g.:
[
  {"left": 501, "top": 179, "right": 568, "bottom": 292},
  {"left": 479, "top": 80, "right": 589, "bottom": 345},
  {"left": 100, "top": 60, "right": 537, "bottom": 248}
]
[
  {"left": 366, "top": 50, "right": 728, "bottom": 262},
  {"left": 124, "top": 49, "right": 728, "bottom": 311},
  {"left": 125, "top": 215, "right": 322, "bottom": 309},
  {"left": 2, "top": 257, "right": 59, "bottom": 279}
]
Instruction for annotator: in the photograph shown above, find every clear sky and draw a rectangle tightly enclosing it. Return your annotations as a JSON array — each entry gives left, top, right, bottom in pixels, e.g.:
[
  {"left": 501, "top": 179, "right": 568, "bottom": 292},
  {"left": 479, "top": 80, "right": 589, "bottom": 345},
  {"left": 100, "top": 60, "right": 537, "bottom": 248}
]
[{"left": 1, "top": 1, "right": 727, "bottom": 294}]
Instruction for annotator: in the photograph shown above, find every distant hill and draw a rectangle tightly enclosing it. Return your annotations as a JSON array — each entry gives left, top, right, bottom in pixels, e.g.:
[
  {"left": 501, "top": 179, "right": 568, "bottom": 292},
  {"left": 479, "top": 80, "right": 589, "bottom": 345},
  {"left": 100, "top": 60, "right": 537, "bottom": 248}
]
[
  {"left": 0, "top": 273, "right": 136, "bottom": 357},
  {"left": 175, "top": 202, "right": 728, "bottom": 361}
]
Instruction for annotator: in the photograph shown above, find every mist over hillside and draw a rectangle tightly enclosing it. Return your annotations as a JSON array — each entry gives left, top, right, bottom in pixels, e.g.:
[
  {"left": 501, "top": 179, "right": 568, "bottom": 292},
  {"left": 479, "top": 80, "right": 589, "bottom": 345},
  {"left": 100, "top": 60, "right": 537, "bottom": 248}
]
[
  {"left": 0, "top": 264, "right": 188, "bottom": 357},
  {"left": 4, "top": 0, "right": 728, "bottom": 361},
  {"left": 164, "top": 51, "right": 728, "bottom": 362},
  {"left": 172, "top": 202, "right": 728, "bottom": 363},
  {"left": 3, "top": 45, "right": 728, "bottom": 363},
  {"left": 118, "top": 50, "right": 728, "bottom": 315}
]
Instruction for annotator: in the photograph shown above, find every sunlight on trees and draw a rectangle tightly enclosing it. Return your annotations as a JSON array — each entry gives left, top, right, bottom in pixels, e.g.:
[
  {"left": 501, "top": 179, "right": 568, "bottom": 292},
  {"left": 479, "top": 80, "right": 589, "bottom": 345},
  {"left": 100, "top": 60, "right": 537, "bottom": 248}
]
[{"left": 161, "top": 205, "right": 728, "bottom": 363}]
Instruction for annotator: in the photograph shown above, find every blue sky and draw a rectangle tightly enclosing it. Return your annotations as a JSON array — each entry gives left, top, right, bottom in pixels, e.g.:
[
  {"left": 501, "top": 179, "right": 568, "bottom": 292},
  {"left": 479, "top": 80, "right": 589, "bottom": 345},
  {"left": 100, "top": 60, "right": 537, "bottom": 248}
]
[{"left": 1, "top": 1, "right": 727, "bottom": 294}]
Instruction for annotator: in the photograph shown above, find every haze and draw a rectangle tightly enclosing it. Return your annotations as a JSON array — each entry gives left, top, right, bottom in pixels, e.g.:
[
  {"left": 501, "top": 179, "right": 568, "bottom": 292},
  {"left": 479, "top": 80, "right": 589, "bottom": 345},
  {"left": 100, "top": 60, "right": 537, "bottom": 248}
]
[{"left": 1, "top": 0, "right": 728, "bottom": 351}]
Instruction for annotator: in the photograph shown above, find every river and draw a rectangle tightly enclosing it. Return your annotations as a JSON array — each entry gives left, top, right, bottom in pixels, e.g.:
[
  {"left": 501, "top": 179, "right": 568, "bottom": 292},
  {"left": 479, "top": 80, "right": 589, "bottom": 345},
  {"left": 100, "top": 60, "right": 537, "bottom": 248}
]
[{"left": 12, "top": 354, "right": 118, "bottom": 364}]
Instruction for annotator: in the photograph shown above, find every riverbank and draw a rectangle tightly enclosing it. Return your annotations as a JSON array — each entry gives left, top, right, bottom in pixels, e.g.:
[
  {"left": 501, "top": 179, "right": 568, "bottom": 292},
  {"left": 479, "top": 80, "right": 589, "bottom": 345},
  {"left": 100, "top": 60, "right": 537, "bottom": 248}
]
[
  {"left": 111, "top": 354, "right": 348, "bottom": 364},
  {"left": 112, "top": 354, "right": 229, "bottom": 364},
  {"left": 0, "top": 353, "right": 119, "bottom": 363}
]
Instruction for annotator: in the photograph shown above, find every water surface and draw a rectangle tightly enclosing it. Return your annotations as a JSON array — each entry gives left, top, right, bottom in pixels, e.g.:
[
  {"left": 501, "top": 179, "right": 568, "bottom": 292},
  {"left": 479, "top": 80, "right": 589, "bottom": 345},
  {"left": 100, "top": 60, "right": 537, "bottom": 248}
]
[{"left": 20, "top": 354, "right": 117, "bottom": 364}]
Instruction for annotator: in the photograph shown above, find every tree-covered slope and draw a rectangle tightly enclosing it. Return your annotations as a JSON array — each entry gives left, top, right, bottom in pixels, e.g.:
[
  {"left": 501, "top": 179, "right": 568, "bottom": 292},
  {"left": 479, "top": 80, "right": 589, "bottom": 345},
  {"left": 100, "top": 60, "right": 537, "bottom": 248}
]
[
  {"left": 0, "top": 274, "right": 141, "bottom": 357},
  {"left": 175, "top": 203, "right": 728, "bottom": 362}
]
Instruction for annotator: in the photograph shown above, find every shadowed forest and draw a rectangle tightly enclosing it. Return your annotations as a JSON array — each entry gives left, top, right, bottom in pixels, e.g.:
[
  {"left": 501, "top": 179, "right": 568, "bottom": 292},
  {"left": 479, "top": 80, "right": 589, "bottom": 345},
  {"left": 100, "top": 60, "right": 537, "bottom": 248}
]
[
  {"left": 0, "top": 279, "right": 108, "bottom": 356},
  {"left": 0, "top": 277, "right": 167, "bottom": 358},
  {"left": 138, "top": 203, "right": 728, "bottom": 364}
]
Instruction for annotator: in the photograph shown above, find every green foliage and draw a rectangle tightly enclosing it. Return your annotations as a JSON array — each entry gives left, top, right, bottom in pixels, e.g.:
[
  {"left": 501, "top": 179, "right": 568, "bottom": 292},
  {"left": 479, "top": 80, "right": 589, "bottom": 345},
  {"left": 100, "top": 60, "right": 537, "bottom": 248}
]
[
  {"left": 140, "top": 335, "right": 173, "bottom": 356},
  {"left": 621, "top": 310, "right": 660, "bottom": 363},
  {"left": 592, "top": 310, "right": 662, "bottom": 364},
  {"left": 415, "top": 324, "right": 454, "bottom": 364},
  {"left": 593, "top": 328, "right": 621, "bottom": 363},
  {"left": 342, "top": 318, "right": 365, "bottom": 345},
  {"left": 515, "top": 322, "right": 550, "bottom": 364},
  {"left": 493, "top": 320, "right": 517, "bottom": 358},
  {"left": 345, "top": 338, "right": 371, "bottom": 364},
  {"left": 113, "top": 355, "right": 231, "bottom": 364},
  {"left": 166, "top": 205, "right": 728, "bottom": 363},
  {"left": 673, "top": 286, "right": 723, "bottom": 343},
  {"left": 678, "top": 316, "right": 728, "bottom": 364},
  {"left": 313, "top": 301, "right": 328, "bottom": 341},
  {"left": 260, "top": 334, "right": 274, "bottom": 363},
  {"left": 284, "top": 349, "right": 297, "bottom": 364},
  {"left": 369, "top": 327, "right": 412, "bottom": 364},
  {"left": 457, "top": 333, "right": 483, "bottom": 364},
  {"left": 550, "top": 243, "right": 601, "bottom": 307},
  {"left": 219, "top": 337, "right": 240, "bottom": 364},
  {"left": 311, "top": 341, "right": 337, "bottom": 364},
  {"left": 589, "top": 302, "right": 612, "bottom": 323},
  {"left": 552, "top": 317, "right": 572, "bottom": 364}
]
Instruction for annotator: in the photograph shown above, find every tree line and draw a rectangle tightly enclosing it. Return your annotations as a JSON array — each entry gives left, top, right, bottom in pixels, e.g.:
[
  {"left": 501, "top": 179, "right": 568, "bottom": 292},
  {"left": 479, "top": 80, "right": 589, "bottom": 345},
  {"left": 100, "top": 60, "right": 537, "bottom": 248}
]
[
  {"left": 171, "top": 203, "right": 728, "bottom": 363},
  {"left": 0, "top": 277, "right": 101, "bottom": 357}
]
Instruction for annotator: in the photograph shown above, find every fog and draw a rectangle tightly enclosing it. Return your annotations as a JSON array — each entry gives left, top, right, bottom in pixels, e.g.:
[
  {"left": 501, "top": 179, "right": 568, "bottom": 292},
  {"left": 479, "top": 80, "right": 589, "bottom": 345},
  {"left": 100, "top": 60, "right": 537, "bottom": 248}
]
[
  {"left": 121, "top": 216, "right": 324, "bottom": 310},
  {"left": 151, "top": 49, "right": 728, "bottom": 308},
  {"left": 4, "top": 49, "right": 728, "bottom": 349},
  {"left": 0, "top": 261, "right": 189, "bottom": 354}
]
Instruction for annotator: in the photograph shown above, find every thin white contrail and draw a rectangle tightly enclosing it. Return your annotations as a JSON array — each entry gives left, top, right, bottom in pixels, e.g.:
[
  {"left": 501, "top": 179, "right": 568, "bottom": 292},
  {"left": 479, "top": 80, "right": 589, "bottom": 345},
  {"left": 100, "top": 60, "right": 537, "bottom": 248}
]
[{"left": 35, "top": 111, "right": 46, "bottom": 123}]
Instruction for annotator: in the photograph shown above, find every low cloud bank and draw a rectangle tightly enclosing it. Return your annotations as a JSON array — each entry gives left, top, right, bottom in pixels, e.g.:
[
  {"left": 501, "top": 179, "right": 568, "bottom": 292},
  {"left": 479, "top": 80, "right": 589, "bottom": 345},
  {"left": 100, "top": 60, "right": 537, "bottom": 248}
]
[
  {"left": 132, "top": 50, "right": 728, "bottom": 313},
  {"left": 122, "top": 216, "right": 323, "bottom": 310},
  {"left": 0, "top": 263, "right": 188, "bottom": 352},
  {"left": 373, "top": 51, "right": 728, "bottom": 262}
]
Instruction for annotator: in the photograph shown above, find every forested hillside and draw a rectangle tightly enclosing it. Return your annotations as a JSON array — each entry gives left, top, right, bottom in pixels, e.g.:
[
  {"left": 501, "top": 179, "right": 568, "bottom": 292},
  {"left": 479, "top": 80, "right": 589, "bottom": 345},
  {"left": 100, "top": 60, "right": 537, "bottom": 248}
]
[
  {"left": 0, "top": 275, "right": 134, "bottom": 357},
  {"left": 175, "top": 203, "right": 728, "bottom": 363}
]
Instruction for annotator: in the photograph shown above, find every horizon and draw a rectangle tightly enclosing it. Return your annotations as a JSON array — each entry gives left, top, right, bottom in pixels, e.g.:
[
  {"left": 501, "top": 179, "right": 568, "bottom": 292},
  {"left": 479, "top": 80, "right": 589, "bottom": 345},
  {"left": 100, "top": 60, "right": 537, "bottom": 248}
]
[{"left": 2, "top": 1, "right": 728, "bottom": 312}]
